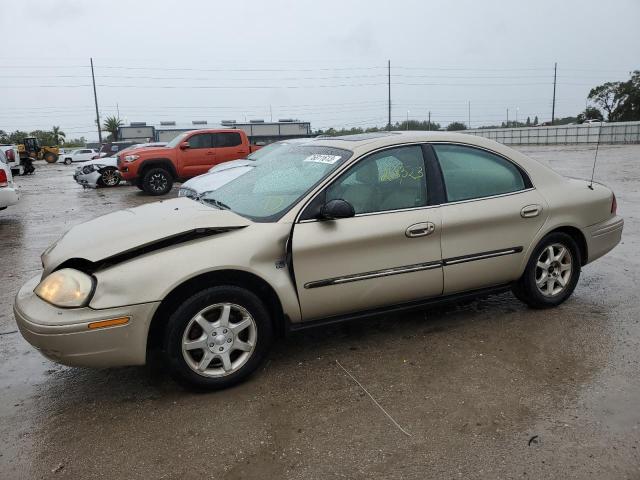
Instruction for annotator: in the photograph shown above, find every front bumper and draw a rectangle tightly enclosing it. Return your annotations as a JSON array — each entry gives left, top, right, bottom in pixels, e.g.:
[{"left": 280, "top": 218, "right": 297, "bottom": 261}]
[
  {"left": 14, "top": 275, "right": 160, "bottom": 368},
  {"left": 73, "top": 170, "right": 101, "bottom": 188},
  {"left": 586, "top": 215, "right": 624, "bottom": 264},
  {"left": 0, "top": 186, "right": 19, "bottom": 208}
]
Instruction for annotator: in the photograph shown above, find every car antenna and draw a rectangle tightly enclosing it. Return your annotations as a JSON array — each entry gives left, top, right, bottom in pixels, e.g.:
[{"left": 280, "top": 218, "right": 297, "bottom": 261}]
[{"left": 588, "top": 119, "right": 604, "bottom": 190}]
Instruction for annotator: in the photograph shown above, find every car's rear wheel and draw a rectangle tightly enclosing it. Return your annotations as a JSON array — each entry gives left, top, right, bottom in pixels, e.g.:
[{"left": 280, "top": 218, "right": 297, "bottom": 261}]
[
  {"left": 512, "top": 232, "right": 581, "bottom": 309},
  {"left": 98, "top": 167, "right": 121, "bottom": 187},
  {"left": 63, "top": 158, "right": 72, "bottom": 165},
  {"left": 164, "top": 286, "right": 273, "bottom": 390},
  {"left": 142, "top": 167, "right": 173, "bottom": 195}
]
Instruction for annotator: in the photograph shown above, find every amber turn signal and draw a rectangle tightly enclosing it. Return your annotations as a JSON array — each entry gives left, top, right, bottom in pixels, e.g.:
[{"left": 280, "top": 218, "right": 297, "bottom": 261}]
[{"left": 87, "top": 317, "right": 130, "bottom": 330}]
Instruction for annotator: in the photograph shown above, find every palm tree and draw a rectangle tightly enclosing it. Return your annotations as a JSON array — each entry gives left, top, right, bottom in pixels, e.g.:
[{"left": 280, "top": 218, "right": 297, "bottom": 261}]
[
  {"left": 103, "top": 116, "right": 124, "bottom": 141},
  {"left": 51, "top": 125, "right": 66, "bottom": 145}
]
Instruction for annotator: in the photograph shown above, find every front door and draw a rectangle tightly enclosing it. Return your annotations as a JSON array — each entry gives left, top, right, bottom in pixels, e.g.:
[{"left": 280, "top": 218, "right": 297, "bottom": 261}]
[
  {"left": 180, "top": 133, "right": 215, "bottom": 177},
  {"left": 431, "top": 143, "right": 548, "bottom": 294},
  {"left": 292, "top": 145, "right": 443, "bottom": 321}
]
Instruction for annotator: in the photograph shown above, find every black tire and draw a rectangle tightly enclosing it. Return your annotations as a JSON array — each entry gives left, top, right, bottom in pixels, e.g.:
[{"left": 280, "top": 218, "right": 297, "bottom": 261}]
[
  {"left": 63, "top": 158, "right": 72, "bottom": 165},
  {"left": 142, "top": 167, "right": 173, "bottom": 195},
  {"left": 512, "top": 232, "right": 581, "bottom": 309},
  {"left": 98, "top": 167, "right": 121, "bottom": 187},
  {"left": 44, "top": 152, "right": 57, "bottom": 163},
  {"left": 164, "top": 286, "right": 273, "bottom": 390}
]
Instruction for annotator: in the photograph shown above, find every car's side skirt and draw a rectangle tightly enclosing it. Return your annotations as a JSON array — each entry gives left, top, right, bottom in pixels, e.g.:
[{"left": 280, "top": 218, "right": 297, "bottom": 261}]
[{"left": 286, "top": 283, "right": 512, "bottom": 332}]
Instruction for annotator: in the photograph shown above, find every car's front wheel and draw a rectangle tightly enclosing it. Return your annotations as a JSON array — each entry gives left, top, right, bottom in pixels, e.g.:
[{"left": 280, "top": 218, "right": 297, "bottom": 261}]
[
  {"left": 98, "top": 167, "right": 121, "bottom": 187},
  {"left": 512, "top": 232, "right": 581, "bottom": 309},
  {"left": 63, "top": 158, "right": 72, "bottom": 165},
  {"left": 164, "top": 286, "right": 273, "bottom": 390},
  {"left": 142, "top": 167, "right": 173, "bottom": 195}
]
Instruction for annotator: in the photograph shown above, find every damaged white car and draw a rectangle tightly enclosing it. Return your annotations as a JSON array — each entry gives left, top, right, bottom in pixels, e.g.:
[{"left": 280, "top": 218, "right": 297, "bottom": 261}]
[{"left": 74, "top": 142, "right": 166, "bottom": 188}]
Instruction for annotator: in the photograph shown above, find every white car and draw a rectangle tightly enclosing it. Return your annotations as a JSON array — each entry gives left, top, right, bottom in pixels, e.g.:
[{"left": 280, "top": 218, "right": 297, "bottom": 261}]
[
  {"left": 178, "top": 138, "right": 313, "bottom": 199},
  {"left": 61, "top": 149, "right": 99, "bottom": 165},
  {"left": 74, "top": 143, "right": 167, "bottom": 188},
  {"left": 0, "top": 150, "right": 19, "bottom": 210}
]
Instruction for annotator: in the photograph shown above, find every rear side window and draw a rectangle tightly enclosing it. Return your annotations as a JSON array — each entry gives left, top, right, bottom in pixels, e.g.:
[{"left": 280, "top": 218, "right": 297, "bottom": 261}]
[
  {"left": 215, "top": 132, "right": 242, "bottom": 148},
  {"left": 433, "top": 144, "right": 526, "bottom": 202},
  {"left": 187, "top": 134, "right": 213, "bottom": 149}
]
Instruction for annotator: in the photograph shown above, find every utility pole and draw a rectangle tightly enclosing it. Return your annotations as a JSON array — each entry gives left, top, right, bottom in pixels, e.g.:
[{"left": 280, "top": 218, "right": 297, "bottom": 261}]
[
  {"left": 406, "top": 110, "right": 410, "bottom": 131},
  {"left": 428, "top": 111, "right": 431, "bottom": 131},
  {"left": 506, "top": 108, "right": 509, "bottom": 127},
  {"left": 387, "top": 60, "right": 391, "bottom": 131},
  {"left": 269, "top": 105, "right": 273, "bottom": 122},
  {"left": 468, "top": 101, "right": 471, "bottom": 129},
  {"left": 551, "top": 62, "right": 557, "bottom": 125},
  {"left": 90, "top": 58, "right": 102, "bottom": 144}
]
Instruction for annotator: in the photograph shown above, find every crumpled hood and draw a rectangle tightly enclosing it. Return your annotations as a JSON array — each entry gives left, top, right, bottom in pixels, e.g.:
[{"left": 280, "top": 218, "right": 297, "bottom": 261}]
[{"left": 42, "top": 197, "right": 250, "bottom": 274}]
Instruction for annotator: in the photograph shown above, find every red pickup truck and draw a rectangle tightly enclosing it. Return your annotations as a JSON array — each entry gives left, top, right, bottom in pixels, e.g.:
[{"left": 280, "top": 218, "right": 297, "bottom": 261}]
[{"left": 118, "top": 129, "right": 258, "bottom": 195}]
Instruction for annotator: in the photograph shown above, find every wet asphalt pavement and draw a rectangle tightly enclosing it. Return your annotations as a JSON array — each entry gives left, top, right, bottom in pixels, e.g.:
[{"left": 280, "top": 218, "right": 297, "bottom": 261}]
[{"left": 0, "top": 145, "right": 639, "bottom": 479}]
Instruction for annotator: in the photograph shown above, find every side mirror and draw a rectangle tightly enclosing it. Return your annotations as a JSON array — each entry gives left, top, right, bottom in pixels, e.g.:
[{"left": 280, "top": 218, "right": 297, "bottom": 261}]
[
  {"left": 319, "top": 199, "right": 355, "bottom": 220},
  {"left": 179, "top": 141, "right": 190, "bottom": 150}
]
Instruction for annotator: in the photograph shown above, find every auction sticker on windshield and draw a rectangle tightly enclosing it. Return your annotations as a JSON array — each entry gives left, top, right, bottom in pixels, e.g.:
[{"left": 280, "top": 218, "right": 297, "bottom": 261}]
[{"left": 303, "top": 154, "right": 342, "bottom": 165}]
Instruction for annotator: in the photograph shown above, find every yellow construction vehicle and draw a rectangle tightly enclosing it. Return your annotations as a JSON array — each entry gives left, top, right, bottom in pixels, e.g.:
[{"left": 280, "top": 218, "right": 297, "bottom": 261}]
[{"left": 18, "top": 137, "right": 59, "bottom": 164}]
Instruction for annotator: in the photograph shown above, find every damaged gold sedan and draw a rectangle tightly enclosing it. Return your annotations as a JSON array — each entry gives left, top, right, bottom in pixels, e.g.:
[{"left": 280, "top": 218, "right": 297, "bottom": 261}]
[{"left": 14, "top": 132, "right": 623, "bottom": 389}]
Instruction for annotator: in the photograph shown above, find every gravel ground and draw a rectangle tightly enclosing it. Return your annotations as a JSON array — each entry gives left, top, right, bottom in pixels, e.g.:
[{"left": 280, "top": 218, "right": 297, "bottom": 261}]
[{"left": 0, "top": 144, "right": 638, "bottom": 479}]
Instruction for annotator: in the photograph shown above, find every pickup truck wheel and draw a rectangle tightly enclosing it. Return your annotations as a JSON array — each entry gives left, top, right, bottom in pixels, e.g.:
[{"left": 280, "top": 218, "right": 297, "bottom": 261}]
[
  {"left": 164, "top": 286, "right": 273, "bottom": 390},
  {"left": 142, "top": 167, "right": 173, "bottom": 195},
  {"left": 63, "top": 158, "right": 72, "bottom": 165},
  {"left": 98, "top": 167, "right": 121, "bottom": 187},
  {"left": 512, "top": 232, "right": 580, "bottom": 309}
]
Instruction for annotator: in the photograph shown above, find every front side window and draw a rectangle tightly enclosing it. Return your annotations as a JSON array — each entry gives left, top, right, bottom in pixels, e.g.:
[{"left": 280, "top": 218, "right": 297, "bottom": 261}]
[
  {"left": 433, "top": 144, "right": 526, "bottom": 202},
  {"left": 215, "top": 132, "right": 242, "bottom": 148},
  {"left": 188, "top": 134, "right": 212, "bottom": 149},
  {"left": 199, "top": 145, "right": 352, "bottom": 221},
  {"left": 326, "top": 145, "right": 427, "bottom": 214}
]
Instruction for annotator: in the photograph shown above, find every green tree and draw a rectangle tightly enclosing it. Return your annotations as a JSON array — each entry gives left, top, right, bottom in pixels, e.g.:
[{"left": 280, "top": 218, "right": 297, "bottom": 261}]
[
  {"left": 534, "top": 116, "right": 539, "bottom": 125},
  {"left": 525, "top": 116, "right": 531, "bottom": 127},
  {"left": 613, "top": 70, "right": 640, "bottom": 121},
  {"left": 588, "top": 82, "right": 623, "bottom": 121},
  {"left": 103, "top": 116, "right": 123, "bottom": 141},
  {"left": 51, "top": 125, "right": 66, "bottom": 145},
  {"left": 446, "top": 122, "right": 467, "bottom": 131}
]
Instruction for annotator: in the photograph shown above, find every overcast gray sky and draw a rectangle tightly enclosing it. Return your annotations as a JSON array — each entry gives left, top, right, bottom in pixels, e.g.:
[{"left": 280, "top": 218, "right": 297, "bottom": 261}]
[{"left": 1, "top": 0, "right": 639, "bottom": 140}]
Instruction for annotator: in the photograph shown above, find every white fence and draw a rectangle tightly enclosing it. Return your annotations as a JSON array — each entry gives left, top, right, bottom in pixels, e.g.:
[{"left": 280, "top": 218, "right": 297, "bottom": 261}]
[{"left": 466, "top": 121, "right": 640, "bottom": 145}]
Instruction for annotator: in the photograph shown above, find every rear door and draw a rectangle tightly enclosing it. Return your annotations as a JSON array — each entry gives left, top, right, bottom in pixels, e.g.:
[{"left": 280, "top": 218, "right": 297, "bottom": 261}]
[
  {"left": 213, "top": 132, "right": 250, "bottom": 166},
  {"left": 180, "top": 133, "right": 215, "bottom": 177},
  {"left": 292, "top": 144, "right": 443, "bottom": 321},
  {"left": 432, "top": 143, "right": 548, "bottom": 294}
]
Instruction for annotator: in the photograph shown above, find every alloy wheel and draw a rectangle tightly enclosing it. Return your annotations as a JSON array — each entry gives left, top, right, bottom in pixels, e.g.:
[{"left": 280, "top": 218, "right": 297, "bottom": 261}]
[
  {"left": 535, "top": 243, "right": 573, "bottom": 297},
  {"left": 149, "top": 172, "right": 168, "bottom": 192},
  {"left": 101, "top": 169, "right": 119, "bottom": 186},
  {"left": 181, "top": 303, "right": 257, "bottom": 377}
]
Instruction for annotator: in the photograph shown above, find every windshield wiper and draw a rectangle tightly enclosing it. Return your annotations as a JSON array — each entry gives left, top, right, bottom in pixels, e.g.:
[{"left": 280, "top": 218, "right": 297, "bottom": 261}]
[{"left": 201, "top": 197, "right": 231, "bottom": 210}]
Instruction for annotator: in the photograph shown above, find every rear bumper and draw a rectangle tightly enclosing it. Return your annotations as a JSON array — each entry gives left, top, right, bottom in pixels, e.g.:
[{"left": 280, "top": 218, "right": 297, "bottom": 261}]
[
  {"left": 14, "top": 275, "right": 159, "bottom": 368},
  {"left": 586, "top": 215, "right": 623, "bottom": 264},
  {"left": 0, "top": 186, "right": 19, "bottom": 208}
]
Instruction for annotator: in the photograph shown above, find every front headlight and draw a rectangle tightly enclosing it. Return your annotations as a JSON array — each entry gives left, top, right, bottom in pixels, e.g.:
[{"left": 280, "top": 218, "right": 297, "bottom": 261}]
[
  {"left": 124, "top": 154, "right": 140, "bottom": 163},
  {"left": 82, "top": 164, "right": 103, "bottom": 174},
  {"left": 34, "top": 268, "right": 95, "bottom": 308},
  {"left": 178, "top": 187, "right": 197, "bottom": 199}
]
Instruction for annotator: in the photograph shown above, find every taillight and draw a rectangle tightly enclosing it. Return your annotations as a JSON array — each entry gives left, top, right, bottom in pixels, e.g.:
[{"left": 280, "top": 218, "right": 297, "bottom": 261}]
[
  {"left": 0, "top": 169, "right": 8, "bottom": 187},
  {"left": 5, "top": 149, "right": 15, "bottom": 162},
  {"left": 611, "top": 193, "right": 617, "bottom": 215}
]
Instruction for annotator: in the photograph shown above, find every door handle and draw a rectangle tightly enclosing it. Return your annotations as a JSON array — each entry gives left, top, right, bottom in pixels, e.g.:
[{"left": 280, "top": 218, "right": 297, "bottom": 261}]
[
  {"left": 521, "top": 204, "right": 542, "bottom": 218},
  {"left": 405, "top": 222, "right": 435, "bottom": 238},
  {"left": 206, "top": 152, "right": 215, "bottom": 155}
]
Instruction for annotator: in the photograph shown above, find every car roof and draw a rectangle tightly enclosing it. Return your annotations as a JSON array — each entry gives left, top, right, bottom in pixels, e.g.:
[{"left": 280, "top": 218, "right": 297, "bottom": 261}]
[{"left": 309, "top": 131, "right": 505, "bottom": 152}]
